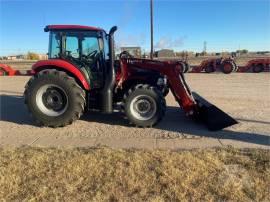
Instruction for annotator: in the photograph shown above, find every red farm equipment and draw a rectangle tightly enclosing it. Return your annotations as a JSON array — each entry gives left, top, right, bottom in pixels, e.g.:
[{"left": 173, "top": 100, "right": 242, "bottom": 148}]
[
  {"left": 0, "top": 63, "right": 34, "bottom": 76},
  {"left": 177, "top": 53, "right": 191, "bottom": 73},
  {"left": 237, "top": 58, "right": 270, "bottom": 73},
  {"left": 178, "top": 60, "right": 191, "bottom": 73},
  {"left": 15, "top": 25, "right": 237, "bottom": 131},
  {"left": 191, "top": 57, "right": 237, "bottom": 74},
  {"left": 0, "top": 64, "right": 19, "bottom": 76}
]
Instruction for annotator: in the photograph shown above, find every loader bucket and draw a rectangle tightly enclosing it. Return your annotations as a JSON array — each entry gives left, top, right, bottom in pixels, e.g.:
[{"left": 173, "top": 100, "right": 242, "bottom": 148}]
[{"left": 192, "top": 92, "right": 238, "bottom": 131}]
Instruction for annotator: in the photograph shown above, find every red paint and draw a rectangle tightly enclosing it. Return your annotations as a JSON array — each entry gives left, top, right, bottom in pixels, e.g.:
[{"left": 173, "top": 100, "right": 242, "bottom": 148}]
[
  {"left": 190, "top": 57, "right": 235, "bottom": 73},
  {"left": 0, "top": 63, "right": 20, "bottom": 76},
  {"left": 45, "top": 25, "right": 103, "bottom": 32},
  {"left": 116, "top": 58, "right": 196, "bottom": 114},
  {"left": 237, "top": 58, "right": 270, "bottom": 72},
  {"left": 32, "top": 59, "right": 90, "bottom": 90}
]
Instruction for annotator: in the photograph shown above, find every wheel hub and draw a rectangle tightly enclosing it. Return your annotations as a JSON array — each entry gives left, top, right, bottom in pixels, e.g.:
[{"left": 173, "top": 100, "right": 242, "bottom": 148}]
[
  {"left": 130, "top": 95, "right": 157, "bottom": 121},
  {"left": 224, "top": 64, "right": 232, "bottom": 72},
  {"left": 135, "top": 99, "right": 151, "bottom": 114},
  {"left": 42, "top": 88, "right": 66, "bottom": 111},
  {"left": 36, "top": 84, "right": 68, "bottom": 117}
]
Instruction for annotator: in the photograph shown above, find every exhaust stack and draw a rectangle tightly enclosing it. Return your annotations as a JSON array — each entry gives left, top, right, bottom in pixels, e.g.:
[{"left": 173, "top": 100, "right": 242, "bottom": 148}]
[{"left": 101, "top": 26, "right": 117, "bottom": 113}]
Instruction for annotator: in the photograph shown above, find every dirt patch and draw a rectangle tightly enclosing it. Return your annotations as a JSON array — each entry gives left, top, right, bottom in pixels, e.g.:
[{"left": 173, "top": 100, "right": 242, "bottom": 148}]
[{"left": 0, "top": 74, "right": 269, "bottom": 148}]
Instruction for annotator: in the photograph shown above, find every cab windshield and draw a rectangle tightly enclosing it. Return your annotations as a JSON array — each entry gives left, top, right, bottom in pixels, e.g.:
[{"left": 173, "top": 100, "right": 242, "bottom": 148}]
[{"left": 48, "top": 31, "right": 102, "bottom": 60}]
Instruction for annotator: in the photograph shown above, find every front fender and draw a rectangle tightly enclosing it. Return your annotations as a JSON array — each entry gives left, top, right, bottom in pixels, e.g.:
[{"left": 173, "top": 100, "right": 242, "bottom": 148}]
[{"left": 32, "top": 59, "right": 90, "bottom": 90}]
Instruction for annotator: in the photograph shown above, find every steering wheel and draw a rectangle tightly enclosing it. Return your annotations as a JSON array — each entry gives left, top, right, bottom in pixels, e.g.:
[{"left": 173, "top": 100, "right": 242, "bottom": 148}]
[
  {"left": 119, "top": 51, "right": 133, "bottom": 59},
  {"left": 87, "top": 50, "right": 98, "bottom": 58}
]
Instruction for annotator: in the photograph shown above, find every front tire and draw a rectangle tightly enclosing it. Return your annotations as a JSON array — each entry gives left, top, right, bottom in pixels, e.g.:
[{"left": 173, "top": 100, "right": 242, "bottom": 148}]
[
  {"left": 161, "top": 86, "right": 170, "bottom": 97},
  {"left": 184, "top": 63, "right": 190, "bottom": 73},
  {"left": 252, "top": 64, "right": 264, "bottom": 73},
  {"left": 205, "top": 65, "right": 214, "bottom": 73},
  {"left": 123, "top": 84, "right": 166, "bottom": 127},
  {"left": 24, "top": 69, "right": 86, "bottom": 127}
]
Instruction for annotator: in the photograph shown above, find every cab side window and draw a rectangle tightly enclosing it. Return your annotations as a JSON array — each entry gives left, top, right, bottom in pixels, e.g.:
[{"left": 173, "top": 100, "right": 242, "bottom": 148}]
[
  {"left": 49, "top": 32, "right": 61, "bottom": 58},
  {"left": 65, "top": 36, "right": 79, "bottom": 58}
]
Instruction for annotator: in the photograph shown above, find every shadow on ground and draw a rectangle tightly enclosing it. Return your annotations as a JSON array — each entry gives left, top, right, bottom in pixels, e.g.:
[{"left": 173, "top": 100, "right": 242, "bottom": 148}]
[
  {"left": 0, "top": 94, "right": 33, "bottom": 125},
  {"left": 0, "top": 94, "right": 269, "bottom": 146}
]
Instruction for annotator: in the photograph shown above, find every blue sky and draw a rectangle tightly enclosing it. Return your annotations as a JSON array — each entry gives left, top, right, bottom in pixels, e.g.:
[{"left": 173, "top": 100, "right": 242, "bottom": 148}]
[{"left": 0, "top": 0, "right": 269, "bottom": 56}]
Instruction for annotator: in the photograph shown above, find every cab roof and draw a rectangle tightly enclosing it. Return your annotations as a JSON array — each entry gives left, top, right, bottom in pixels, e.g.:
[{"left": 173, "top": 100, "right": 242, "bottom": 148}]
[{"left": 44, "top": 25, "right": 104, "bottom": 32}]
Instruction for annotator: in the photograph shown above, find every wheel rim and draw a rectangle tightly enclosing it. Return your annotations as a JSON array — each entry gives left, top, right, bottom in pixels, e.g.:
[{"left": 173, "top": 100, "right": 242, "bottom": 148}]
[
  {"left": 223, "top": 63, "right": 233, "bottom": 73},
  {"left": 36, "top": 84, "right": 68, "bottom": 116},
  {"left": 130, "top": 95, "right": 157, "bottom": 121}
]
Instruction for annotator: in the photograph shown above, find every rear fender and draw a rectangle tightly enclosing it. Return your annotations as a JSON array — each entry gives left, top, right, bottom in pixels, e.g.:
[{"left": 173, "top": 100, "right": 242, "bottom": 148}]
[{"left": 32, "top": 59, "right": 90, "bottom": 90}]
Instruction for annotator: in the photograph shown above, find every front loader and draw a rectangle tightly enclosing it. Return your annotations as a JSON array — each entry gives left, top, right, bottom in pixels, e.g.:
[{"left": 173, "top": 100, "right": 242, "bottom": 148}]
[{"left": 24, "top": 25, "right": 237, "bottom": 131}]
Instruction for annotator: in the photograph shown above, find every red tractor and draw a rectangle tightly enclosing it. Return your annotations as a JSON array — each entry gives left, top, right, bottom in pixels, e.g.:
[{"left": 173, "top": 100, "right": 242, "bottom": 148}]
[
  {"left": 24, "top": 25, "right": 237, "bottom": 131},
  {"left": 191, "top": 57, "right": 237, "bottom": 74},
  {"left": 237, "top": 58, "right": 270, "bottom": 73}
]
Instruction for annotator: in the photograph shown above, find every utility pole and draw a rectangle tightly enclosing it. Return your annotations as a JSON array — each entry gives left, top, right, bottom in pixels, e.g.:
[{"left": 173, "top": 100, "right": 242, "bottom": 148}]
[
  {"left": 150, "top": 0, "right": 154, "bottom": 59},
  {"left": 203, "top": 41, "right": 207, "bottom": 55}
]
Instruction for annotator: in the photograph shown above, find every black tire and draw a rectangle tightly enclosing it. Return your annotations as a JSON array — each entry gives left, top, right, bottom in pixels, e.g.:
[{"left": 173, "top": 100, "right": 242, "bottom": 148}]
[
  {"left": 123, "top": 84, "right": 166, "bottom": 127},
  {"left": 221, "top": 62, "right": 234, "bottom": 74},
  {"left": 205, "top": 65, "right": 214, "bottom": 73},
  {"left": 252, "top": 64, "right": 264, "bottom": 73},
  {"left": 232, "top": 61, "right": 238, "bottom": 72},
  {"left": 184, "top": 63, "right": 191, "bottom": 73},
  {"left": 24, "top": 69, "right": 86, "bottom": 127},
  {"left": 162, "top": 86, "right": 170, "bottom": 97},
  {"left": 178, "top": 61, "right": 186, "bottom": 73}
]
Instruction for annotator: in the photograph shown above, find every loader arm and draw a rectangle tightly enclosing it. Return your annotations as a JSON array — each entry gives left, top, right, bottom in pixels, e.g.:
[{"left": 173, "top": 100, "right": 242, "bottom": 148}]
[
  {"left": 120, "top": 58, "right": 237, "bottom": 131},
  {"left": 120, "top": 58, "right": 198, "bottom": 114}
]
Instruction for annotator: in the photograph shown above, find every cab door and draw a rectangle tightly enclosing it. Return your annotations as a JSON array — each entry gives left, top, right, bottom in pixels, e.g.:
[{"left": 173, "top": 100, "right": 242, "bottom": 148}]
[{"left": 81, "top": 34, "right": 104, "bottom": 89}]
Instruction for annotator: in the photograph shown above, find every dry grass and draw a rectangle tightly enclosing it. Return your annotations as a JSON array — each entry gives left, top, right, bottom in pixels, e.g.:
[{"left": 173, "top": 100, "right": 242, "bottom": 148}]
[{"left": 0, "top": 147, "right": 269, "bottom": 201}]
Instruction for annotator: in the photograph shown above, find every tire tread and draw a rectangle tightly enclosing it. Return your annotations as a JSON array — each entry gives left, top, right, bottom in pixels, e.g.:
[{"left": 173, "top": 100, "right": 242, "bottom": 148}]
[{"left": 24, "top": 69, "right": 86, "bottom": 127}]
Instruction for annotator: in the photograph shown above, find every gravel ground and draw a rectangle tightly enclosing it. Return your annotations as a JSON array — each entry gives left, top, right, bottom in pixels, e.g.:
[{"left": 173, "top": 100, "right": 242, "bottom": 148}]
[
  {"left": 0, "top": 74, "right": 269, "bottom": 148},
  {"left": 1, "top": 56, "right": 266, "bottom": 70}
]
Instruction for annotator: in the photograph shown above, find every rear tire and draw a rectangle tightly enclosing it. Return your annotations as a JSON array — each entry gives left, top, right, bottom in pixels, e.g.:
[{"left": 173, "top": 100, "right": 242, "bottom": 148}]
[
  {"left": 123, "top": 84, "right": 166, "bottom": 127},
  {"left": 178, "top": 61, "right": 186, "bottom": 73},
  {"left": 252, "top": 64, "right": 264, "bottom": 73},
  {"left": 24, "top": 69, "right": 86, "bottom": 127},
  {"left": 232, "top": 61, "right": 238, "bottom": 72},
  {"left": 221, "top": 62, "right": 234, "bottom": 74}
]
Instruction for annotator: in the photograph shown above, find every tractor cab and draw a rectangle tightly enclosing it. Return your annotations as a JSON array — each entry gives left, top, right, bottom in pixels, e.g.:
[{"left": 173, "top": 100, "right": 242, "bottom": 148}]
[{"left": 45, "top": 25, "right": 111, "bottom": 88}]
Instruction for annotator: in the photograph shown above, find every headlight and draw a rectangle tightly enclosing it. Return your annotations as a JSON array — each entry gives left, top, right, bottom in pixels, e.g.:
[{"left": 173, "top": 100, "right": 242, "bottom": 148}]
[{"left": 157, "top": 77, "right": 166, "bottom": 86}]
